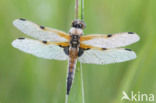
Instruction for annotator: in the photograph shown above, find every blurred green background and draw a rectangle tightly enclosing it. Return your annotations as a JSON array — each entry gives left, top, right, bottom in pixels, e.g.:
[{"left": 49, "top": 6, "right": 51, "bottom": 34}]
[{"left": 0, "top": 0, "right": 156, "bottom": 103}]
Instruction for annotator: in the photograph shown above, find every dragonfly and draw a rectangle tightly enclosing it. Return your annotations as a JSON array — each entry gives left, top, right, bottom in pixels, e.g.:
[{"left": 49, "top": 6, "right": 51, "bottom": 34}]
[{"left": 12, "top": 18, "right": 140, "bottom": 95}]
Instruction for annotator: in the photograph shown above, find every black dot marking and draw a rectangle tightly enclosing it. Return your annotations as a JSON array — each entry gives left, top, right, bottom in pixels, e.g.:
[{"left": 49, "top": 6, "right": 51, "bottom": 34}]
[
  {"left": 84, "top": 48, "right": 90, "bottom": 50},
  {"left": 128, "top": 32, "right": 134, "bottom": 34},
  {"left": 42, "top": 40, "right": 47, "bottom": 44},
  {"left": 18, "top": 37, "right": 25, "bottom": 39},
  {"left": 107, "top": 34, "right": 112, "bottom": 37},
  {"left": 125, "top": 48, "right": 132, "bottom": 51},
  {"left": 40, "top": 25, "right": 45, "bottom": 29},
  {"left": 19, "top": 18, "right": 26, "bottom": 21},
  {"left": 59, "top": 45, "right": 63, "bottom": 47},
  {"left": 102, "top": 48, "right": 107, "bottom": 50}
]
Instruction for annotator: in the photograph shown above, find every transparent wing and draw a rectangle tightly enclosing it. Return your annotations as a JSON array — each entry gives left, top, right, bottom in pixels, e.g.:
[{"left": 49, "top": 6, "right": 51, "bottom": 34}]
[
  {"left": 80, "top": 32, "right": 140, "bottom": 48},
  {"left": 12, "top": 38, "right": 68, "bottom": 60},
  {"left": 13, "top": 18, "right": 70, "bottom": 42},
  {"left": 78, "top": 48, "right": 136, "bottom": 64}
]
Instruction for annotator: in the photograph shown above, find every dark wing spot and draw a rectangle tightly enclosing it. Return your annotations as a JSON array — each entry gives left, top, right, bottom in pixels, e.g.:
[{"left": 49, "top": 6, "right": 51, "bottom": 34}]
[
  {"left": 63, "top": 46, "right": 69, "bottom": 55},
  {"left": 128, "top": 32, "right": 134, "bottom": 34},
  {"left": 18, "top": 37, "right": 25, "bottom": 39},
  {"left": 107, "top": 34, "right": 112, "bottom": 37},
  {"left": 102, "top": 48, "right": 107, "bottom": 50},
  {"left": 125, "top": 48, "right": 132, "bottom": 51},
  {"left": 40, "top": 25, "right": 45, "bottom": 29},
  {"left": 59, "top": 46, "right": 69, "bottom": 55},
  {"left": 78, "top": 48, "right": 84, "bottom": 57},
  {"left": 19, "top": 18, "right": 26, "bottom": 21},
  {"left": 59, "top": 45, "right": 63, "bottom": 47},
  {"left": 81, "top": 48, "right": 90, "bottom": 50},
  {"left": 42, "top": 40, "right": 47, "bottom": 44}
]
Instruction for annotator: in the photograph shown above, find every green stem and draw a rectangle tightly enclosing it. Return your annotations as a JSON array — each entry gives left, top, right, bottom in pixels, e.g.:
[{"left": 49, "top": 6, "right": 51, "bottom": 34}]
[
  {"left": 76, "top": 0, "right": 84, "bottom": 20},
  {"left": 80, "top": 63, "right": 85, "bottom": 103},
  {"left": 75, "top": 0, "right": 85, "bottom": 102}
]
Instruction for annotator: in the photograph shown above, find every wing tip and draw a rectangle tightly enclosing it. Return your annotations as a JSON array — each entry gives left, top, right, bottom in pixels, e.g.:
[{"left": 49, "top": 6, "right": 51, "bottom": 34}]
[
  {"left": 11, "top": 37, "right": 25, "bottom": 47},
  {"left": 128, "top": 32, "right": 140, "bottom": 41},
  {"left": 136, "top": 34, "right": 140, "bottom": 41},
  {"left": 115, "top": 32, "right": 140, "bottom": 42},
  {"left": 124, "top": 32, "right": 140, "bottom": 43},
  {"left": 11, "top": 39, "right": 17, "bottom": 48},
  {"left": 115, "top": 48, "right": 137, "bottom": 61},
  {"left": 125, "top": 48, "right": 137, "bottom": 59},
  {"left": 13, "top": 18, "right": 27, "bottom": 26}
]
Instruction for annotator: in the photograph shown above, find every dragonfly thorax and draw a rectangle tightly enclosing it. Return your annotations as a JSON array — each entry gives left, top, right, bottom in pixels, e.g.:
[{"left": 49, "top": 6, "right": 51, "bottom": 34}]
[
  {"left": 70, "top": 35, "right": 80, "bottom": 48},
  {"left": 69, "top": 27, "right": 83, "bottom": 36}
]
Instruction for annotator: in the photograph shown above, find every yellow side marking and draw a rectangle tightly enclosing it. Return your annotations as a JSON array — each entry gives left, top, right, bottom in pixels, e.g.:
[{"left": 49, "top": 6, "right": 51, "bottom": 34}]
[
  {"left": 42, "top": 27, "right": 71, "bottom": 40},
  {"left": 80, "top": 43, "right": 104, "bottom": 50},
  {"left": 41, "top": 41, "right": 70, "bottom": 47},
  {"left": 80, "top": 35, "right": 108, "bottom": 41}
]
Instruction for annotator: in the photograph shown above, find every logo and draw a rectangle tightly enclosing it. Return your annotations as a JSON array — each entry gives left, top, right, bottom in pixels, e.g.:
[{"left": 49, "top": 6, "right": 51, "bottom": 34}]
[{"left": 121, "top": 91, "right": 155, "bottom": 102}]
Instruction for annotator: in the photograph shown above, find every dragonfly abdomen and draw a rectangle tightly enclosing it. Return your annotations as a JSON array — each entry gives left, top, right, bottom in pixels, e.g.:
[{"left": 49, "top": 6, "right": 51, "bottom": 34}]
[{"left": 67, "top": 48, "right": 78, "bottom": 95}]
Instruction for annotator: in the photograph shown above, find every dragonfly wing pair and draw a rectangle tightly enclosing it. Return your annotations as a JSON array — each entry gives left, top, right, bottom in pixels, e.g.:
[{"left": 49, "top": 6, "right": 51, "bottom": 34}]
[
  {"left": 79, "top": 32, "right": 140, "bottom": 64},
  {"left": 12, "top": 19, "right": 70, "bottom": 60},
  {"left": 12, "top": 19, "right": 140, "bottom": 64}
]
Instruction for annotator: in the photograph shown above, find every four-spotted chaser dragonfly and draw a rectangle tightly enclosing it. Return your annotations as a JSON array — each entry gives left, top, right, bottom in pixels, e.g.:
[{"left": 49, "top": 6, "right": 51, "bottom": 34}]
[{"left": 12, "top": 18, "right": 140, "bottom": 95}]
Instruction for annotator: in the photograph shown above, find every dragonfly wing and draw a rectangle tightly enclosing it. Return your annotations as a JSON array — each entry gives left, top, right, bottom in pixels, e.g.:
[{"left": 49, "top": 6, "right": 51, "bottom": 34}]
[
  {"left": 80, "top": 32, "right": 140, "bottom": 48},
  {"left": 13, "top": 18, "right": 70, "bottom": 42},
  {"left": 78, "top": 48, "right": 136, "bottom": 64},
  {"left": 12, "top": 38, "right": 68, "bottom": 60}
]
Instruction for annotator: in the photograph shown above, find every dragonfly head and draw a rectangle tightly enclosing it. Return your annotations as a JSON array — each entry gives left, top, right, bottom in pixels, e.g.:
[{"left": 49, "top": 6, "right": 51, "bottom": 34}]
[
  {"left": 72, "top": 19, "right": 86, "bottom": 29},
  {"left": 70, "top": 19, "right": 86, "bottom": 36}
]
